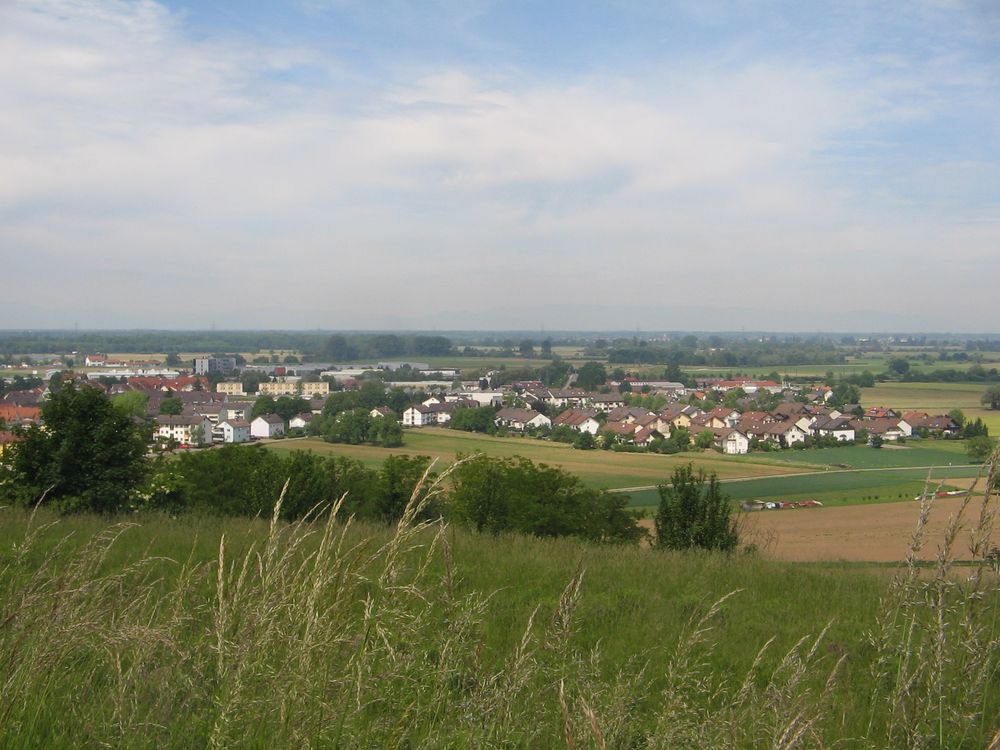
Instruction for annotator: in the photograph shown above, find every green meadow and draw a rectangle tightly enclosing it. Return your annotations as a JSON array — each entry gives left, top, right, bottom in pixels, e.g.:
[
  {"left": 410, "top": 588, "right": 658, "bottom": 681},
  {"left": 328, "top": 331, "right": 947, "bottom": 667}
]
[
  {"left": 760, "top": 441, "right": 971, "bottom": 469},
  {"left": 2, "top": 497, "right": 999, "bottom": 748}
]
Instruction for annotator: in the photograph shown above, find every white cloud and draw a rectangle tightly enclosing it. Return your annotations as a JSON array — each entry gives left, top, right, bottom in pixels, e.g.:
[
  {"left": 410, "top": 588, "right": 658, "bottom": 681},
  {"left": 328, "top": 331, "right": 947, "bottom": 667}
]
[{"left": 0, "top": 0, "right": 997, "bottom": 329}]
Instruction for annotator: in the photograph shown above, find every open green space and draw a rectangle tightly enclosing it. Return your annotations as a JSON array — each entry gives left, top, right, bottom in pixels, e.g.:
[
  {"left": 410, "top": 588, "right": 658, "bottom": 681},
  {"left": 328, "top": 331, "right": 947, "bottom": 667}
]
[
  {"left": 760, "top": 441, "right": 971, "bottom": 470},
  {"left": 264, "top": 429, "right": 805, "bottom": 489},
  {"left": 623, "top": 465, "right": 984, "bottom": 509},
  {"left": 1, "top": 504, "right": 997, "bottom": 747}
]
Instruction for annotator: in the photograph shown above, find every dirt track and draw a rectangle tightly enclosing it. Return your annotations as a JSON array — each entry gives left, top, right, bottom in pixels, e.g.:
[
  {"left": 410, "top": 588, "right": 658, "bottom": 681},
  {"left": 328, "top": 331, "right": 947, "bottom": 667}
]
[{"left": 641, "top": 493, "right": 1000, "bottom": 562}]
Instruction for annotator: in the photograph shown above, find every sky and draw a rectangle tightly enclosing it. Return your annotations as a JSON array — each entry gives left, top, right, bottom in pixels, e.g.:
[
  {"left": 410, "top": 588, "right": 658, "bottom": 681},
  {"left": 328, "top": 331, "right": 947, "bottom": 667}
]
[{"left": 1, "top": 0, "right": 999, "bottom": 332}]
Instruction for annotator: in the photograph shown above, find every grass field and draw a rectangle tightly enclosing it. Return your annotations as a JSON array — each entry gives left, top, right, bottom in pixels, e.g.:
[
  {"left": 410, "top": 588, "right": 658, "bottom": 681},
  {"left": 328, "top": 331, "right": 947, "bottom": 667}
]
[
  {"left": 759, "top": 441, "right": 971, "bottom": 469},
  {"left": 265, "top": 429, "right": 804, "bottom": 489},
  {"left": 2, "top": 499, "right": 998, "bottom": 747}
]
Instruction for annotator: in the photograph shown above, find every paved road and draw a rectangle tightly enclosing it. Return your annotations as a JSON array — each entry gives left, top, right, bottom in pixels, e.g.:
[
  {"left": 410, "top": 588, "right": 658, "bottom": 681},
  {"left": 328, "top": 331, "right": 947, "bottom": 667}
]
[{"left": 606, "top": 463, "right": 982, "bottom": 494}]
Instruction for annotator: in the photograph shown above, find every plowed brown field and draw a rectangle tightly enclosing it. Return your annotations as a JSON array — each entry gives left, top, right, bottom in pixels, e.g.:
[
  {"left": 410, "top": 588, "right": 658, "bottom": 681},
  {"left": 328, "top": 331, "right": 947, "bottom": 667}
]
[{"left": 642, "top": 492, "right": 1000, "bottom": 562}]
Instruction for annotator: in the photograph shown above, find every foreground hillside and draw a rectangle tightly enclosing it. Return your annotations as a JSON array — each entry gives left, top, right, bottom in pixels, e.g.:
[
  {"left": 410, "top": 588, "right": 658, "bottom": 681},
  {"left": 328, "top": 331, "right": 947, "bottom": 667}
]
[{"left": 1, "top": 495, "right": 999, "bottom": 748}]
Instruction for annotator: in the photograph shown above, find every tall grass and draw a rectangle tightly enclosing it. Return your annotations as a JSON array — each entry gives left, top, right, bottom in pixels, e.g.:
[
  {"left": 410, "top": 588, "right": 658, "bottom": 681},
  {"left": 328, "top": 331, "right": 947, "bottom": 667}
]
[{"left": 1, "top": 448, "right": 999, "bottom": 748}]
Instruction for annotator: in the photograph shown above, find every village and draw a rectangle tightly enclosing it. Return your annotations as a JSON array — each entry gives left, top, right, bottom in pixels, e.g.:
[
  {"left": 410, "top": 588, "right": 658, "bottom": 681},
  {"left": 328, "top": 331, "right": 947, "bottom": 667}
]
[{"left": 0, "top": 354, "right": 967, "bottom": 457}]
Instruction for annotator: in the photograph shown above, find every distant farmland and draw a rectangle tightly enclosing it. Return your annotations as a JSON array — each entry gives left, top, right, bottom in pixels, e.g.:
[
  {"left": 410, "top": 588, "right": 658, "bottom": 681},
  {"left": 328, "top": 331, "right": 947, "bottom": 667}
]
[{"left": 265, "top": 430, "right": 805, "bottom": 489}]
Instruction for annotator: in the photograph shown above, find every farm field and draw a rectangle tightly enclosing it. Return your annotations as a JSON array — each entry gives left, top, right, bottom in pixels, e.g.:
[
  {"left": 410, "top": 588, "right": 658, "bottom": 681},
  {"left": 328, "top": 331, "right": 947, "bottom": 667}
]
[
  {"left": 738, "top": 492, "right": 1000, "bottom": 561},
  {"left": 861, "top": 381, "right": 1000, "bottom": 433},
  {"left": 672, "top": 353, "right": 1000, "bottom": 378},
  {"left": 264, "top": 429, "right": 806, "bottom": 489},
  {"left": 759, "top": 441, "right": 971, "bottom": 469},
  {"left": 623, "top": 464, "right": 985, "bottom": 509}
]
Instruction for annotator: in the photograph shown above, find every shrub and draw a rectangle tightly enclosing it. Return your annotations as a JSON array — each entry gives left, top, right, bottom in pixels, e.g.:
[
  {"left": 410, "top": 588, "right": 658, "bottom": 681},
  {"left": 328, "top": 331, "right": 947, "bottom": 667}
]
[{"left": 654, "top": 464, "right": 738, "bottom": 552}]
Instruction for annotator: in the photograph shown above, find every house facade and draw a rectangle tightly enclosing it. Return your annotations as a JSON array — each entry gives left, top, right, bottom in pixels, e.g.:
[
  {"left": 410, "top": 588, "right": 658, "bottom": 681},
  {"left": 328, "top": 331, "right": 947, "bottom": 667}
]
[
  {"left": 155, "top": 415, "right": 213, "bottom": 446},
  {"left": 251, "top": 414, "right": 286, "bottom": 438},
  {"left": 494, "top": 408, "right": 551, "bottom": 431},
  {"left": 214, "top": 419, "right": 251, "bottom": 444}
]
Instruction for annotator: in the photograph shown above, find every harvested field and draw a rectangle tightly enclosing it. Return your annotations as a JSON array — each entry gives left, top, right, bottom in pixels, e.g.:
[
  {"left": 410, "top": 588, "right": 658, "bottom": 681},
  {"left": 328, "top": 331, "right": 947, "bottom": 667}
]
[{"left": 641, "top": 493, "right": 1000, "bottom": 562}]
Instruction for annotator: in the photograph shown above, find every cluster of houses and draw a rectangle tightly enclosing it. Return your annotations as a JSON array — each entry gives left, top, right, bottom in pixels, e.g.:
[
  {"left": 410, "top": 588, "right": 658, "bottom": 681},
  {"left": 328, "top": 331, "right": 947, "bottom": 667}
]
[
  {"left": 136, "top": 379, "right": 324, "bottom": 446},
  {"left": 395, "top": 380, "right": 960, "bottom": 455},
  {"left": 0, "top": 375, "right": 325, "bottom": 449},
  {"left": 0, "top": 368, "right": 965, "bottom": 457}
]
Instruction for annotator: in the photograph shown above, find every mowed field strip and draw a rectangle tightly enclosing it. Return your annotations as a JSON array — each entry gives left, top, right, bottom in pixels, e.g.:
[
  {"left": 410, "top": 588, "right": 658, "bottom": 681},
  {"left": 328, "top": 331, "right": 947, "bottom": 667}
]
[{"left": 263, "top": 428, "right": 810, "bottom": 489}]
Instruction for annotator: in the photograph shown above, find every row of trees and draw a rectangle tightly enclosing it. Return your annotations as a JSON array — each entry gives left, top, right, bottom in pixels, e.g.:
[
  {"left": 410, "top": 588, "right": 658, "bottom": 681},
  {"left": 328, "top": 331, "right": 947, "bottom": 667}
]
[
  {"left": 309, "top": 409, "right": 403, "bottom": 447},
  {"left": 324, "top": 334, "right": 452, "bottom": 361}
]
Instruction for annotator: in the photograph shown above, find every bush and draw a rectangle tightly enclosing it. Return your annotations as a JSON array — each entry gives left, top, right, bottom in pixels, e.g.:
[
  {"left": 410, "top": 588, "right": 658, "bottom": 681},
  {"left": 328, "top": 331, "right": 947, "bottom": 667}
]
[
  {"left": 448, "top": 454, "right": 642, "bottom": 543},
  {"left": 654, "top": 464, "right": 738, "bottom": 552}
]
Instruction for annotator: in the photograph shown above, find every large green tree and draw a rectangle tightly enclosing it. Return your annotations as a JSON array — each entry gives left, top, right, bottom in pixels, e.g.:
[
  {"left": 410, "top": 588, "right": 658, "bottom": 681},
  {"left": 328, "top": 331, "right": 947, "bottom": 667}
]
[
  {"left": 982, "top": 385, "right": 1000, "bottom": 410},
  {"left": 158, "top": 396, "right": 183, "bottom": 415},
  {"left": 5, "top": 383, "right": 150, "bottom": 512},
  {"left": 967, "top": 436, "right": 995, "bottom": 463},
  {"left": 448, "top": 406, "right": 496, "bottom": 434},
  {"left": 654, "top": 464, "right": 738, "bottom": 552},
  {"left": 575, "top": 362, "right": 607, "bottom": 391}
]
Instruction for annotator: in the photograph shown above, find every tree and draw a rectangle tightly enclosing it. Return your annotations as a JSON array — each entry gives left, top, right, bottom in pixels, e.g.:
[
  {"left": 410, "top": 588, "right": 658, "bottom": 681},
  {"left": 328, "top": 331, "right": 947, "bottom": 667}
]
[
  {"left": 251, "top": 395, "right": 277, "bottom": 420},
  {"left": 159, "top": 397, "right": 183, "bottom": 415},
  {"left": 273, "top": 395, "right": 311, "bottom": 421},
  {"left": 325, "top": 409, "right": 373, "bottom": 445},
  {"left": 671, "top": 426, "right": 691, "bottom": 451},
  {"left": 448, "top": 455, "right": 641, "bottom": 543},
  {"left": 448, "top": 406, "right": 497, "bottom": 434},
  {"left": 963, "top": 419, "right": 990, "bottom": 438},
  {"left": 325, "top": 335, "right": 358, "bottom": 361},
  {"left": 694, "top": 429, "right": 716, "bottom": 449},
  {"left": 654, "top": 464, "right": 738, "bottom": 552},
  {"left": 576, "top": 362, "right": 607, "bottom": 391},
  {"left": 113, "top": 390, "right": 149, "bottom": 418},
  {"left": 982, "top": 385, "right": 1000, "bottom": 410},
  {"left": 831, "top": 382, "right": 861, "bottom": 407},
  {"left": 371, "top": 416, "right": 403, "bottom": 447},
  {"left": 888, "top": 358, "right": 910, "bottom": 376},
  {"left": 519, "top": 340, "right": 535, "bottom": 357},
  {"left": 4, "top": 383, "right": 150, "bottom": 512},
  {"left": 967, "top": 436, "right": 995, "bottom": 463},
  {"left": 948, "top": 409, "right": 966, "bottom": 428}
]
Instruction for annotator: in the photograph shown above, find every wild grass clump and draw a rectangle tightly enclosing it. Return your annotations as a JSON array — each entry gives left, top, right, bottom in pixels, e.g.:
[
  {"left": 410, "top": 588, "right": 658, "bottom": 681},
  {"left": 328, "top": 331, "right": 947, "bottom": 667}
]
[{"left": 1, "top": 447, "right": 1000, "bottom": 748}]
